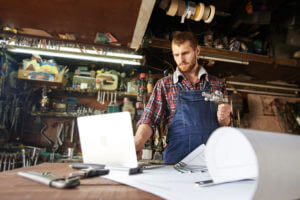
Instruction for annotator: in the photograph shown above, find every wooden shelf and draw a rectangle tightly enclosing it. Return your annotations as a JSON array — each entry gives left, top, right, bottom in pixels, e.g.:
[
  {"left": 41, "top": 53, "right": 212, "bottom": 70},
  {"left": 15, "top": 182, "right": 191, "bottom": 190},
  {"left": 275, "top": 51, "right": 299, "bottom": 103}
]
[
  {"left": 30, "top": 112, "right": 78, "bottom": 118},
  {"left": 0, "top": 31, "right": 133, "bottom": 52},
  {"left": 274, "top": 58, "right": 300, "bottom": 67},
  {"left": 64, "top": 88, "right": 139, "bottom": 97},
  {"left": 198, "top": 46, "right": 273, "bottom": 65},
  {"left": 150, "top": 39, "right": 300, "bottom": 68}
]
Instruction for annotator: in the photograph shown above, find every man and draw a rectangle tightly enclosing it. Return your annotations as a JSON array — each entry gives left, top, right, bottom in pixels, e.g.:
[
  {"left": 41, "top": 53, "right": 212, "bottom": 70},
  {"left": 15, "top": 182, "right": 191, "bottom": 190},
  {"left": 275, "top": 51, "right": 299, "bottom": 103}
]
[{"left": 135, "top": 32, "right": 231, "bottom": 164}]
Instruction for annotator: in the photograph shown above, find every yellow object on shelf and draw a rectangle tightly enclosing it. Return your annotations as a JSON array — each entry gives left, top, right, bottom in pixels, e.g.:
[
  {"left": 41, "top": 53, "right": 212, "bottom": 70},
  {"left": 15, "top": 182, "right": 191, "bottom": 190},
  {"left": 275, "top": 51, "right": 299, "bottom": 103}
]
[{"left": 37, "top": 65, "right": 59, "bottom": 74}]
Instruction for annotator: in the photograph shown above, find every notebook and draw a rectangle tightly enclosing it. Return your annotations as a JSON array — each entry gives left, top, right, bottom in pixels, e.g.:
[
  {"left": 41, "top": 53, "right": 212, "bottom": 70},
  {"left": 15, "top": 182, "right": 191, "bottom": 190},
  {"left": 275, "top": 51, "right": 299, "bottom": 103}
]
[{"left": 77, "top": 111, "right": 138, "bottom": 168}]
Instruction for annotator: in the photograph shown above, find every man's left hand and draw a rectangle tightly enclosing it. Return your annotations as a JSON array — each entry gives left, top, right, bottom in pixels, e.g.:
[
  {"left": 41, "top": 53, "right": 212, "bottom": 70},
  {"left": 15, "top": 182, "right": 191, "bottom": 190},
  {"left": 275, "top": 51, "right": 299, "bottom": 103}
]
[{"left": 217, "top": 103, "right": 231, "bottom": 126}]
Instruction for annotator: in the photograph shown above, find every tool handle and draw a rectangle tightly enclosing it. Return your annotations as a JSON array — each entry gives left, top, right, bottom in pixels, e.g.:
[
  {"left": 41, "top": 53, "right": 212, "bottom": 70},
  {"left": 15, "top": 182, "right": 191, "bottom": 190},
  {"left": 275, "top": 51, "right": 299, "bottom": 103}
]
[
  {"left": 70, "top": 163, "right": 105, "bottom": 169},
  {"left": 70, "top": 168, "right": 110, "bottom": 178}
]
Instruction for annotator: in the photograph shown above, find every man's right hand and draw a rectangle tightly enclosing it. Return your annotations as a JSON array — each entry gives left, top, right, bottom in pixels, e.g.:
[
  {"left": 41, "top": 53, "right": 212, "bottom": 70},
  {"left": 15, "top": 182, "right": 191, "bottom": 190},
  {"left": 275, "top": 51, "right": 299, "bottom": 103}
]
[
  {"left": 134, "top": 124, "right": 153, "bottom": 160},
  {"left": 136, "top": 149, "right": 143, "bottom": 160}
]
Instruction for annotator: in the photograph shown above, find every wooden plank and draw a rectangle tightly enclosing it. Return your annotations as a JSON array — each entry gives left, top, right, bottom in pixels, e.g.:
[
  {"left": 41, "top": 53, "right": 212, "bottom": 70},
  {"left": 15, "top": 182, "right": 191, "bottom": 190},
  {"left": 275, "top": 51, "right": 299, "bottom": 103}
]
[{"left": 130, "top": 0, "right": 156, "bottom": 49}]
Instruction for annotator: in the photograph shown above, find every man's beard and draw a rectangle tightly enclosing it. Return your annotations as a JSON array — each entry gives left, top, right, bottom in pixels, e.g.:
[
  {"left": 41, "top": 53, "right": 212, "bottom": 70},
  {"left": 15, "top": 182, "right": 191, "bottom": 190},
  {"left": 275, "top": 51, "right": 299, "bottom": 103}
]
[{"left": 178, "top": 55, "right": 197, "bottom": 73}]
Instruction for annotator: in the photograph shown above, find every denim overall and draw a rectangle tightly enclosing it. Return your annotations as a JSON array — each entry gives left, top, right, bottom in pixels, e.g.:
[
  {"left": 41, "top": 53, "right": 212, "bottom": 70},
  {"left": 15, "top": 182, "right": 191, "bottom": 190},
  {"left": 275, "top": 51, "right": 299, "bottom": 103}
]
[{"left": 163, "top": 81, "right": 219, "bottom": 164}]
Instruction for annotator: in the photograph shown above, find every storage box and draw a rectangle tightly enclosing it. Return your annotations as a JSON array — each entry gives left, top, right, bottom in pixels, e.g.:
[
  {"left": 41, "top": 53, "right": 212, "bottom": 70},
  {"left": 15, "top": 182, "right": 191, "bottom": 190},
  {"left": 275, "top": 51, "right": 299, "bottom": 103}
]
[{"left": 18, "top": 69, "right": 66, "bottom": 85}]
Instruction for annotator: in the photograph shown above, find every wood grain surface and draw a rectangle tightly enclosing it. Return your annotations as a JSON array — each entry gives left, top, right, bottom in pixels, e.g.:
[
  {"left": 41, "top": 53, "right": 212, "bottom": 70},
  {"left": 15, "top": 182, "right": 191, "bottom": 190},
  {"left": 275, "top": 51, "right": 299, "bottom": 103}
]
[{"left": 0, "top": 163, "right": 162, "bottom": 200}]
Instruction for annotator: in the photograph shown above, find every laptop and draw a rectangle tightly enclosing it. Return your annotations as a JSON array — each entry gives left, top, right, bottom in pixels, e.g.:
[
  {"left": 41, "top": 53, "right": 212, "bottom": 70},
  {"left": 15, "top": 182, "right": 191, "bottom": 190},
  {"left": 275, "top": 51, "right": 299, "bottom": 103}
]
[{"left": 77, "top": 111, "right": 138, "bottom": 168}]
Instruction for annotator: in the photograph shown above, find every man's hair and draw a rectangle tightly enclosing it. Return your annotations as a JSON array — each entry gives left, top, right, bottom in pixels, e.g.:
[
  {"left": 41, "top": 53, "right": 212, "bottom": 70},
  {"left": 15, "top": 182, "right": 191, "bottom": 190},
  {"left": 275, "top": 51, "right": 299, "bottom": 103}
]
[{"left": 172, "top": 31, "right": 198, "bottom": 50}]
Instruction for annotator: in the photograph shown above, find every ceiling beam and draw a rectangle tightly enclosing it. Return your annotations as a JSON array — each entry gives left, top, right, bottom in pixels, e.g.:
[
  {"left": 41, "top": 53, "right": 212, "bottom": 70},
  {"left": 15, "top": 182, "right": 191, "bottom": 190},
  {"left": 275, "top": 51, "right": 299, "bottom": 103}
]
[{"left": 130, "top": 0, "right": 156, "bottom": 49}]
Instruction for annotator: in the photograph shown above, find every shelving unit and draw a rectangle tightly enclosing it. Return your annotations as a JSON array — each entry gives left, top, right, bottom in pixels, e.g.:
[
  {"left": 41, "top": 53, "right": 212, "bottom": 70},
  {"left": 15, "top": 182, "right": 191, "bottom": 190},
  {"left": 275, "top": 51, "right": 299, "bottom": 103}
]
[
  {"left": 0, "top": 31, "right": 144, "bottom": 66},
  {"left": 150, "top": 38, "right": 300, "bottom": 68}
]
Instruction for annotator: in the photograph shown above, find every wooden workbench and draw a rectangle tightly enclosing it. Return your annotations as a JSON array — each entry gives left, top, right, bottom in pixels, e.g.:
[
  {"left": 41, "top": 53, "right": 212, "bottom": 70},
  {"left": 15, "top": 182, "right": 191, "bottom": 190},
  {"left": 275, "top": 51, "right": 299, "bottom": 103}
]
[{"left": 0, "top": 163, "right": 162, "bottom": 200}]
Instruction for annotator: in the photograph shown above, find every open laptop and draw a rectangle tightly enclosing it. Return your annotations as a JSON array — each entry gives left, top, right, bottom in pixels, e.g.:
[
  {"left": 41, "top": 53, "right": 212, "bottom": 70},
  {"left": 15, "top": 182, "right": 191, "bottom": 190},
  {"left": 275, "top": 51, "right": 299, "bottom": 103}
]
[{"left": 77, "top": 112, "right": 138, "bottom": 168}]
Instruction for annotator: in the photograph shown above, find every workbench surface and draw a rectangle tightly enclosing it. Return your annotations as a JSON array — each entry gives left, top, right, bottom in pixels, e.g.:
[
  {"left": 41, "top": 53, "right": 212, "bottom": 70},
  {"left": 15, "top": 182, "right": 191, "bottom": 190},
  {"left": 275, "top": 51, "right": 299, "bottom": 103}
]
[{"left": 0, "top": 163, "right": 162, "bottom": 200}]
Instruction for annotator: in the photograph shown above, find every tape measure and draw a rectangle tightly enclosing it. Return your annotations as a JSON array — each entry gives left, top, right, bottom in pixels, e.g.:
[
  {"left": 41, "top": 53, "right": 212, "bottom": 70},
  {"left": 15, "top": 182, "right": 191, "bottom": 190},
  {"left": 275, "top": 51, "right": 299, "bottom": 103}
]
[
  {"left": 192, "top": 2, "right": 205, "bottom": 21},
  {"left": 204, "top": 5, "right": 216, "bottom": 23},
  {"left": 166, "top": 0, "right": 179, "bottom": 16},
  {"left": 164, "top": 0, "right": 215, "bottom": 24}
]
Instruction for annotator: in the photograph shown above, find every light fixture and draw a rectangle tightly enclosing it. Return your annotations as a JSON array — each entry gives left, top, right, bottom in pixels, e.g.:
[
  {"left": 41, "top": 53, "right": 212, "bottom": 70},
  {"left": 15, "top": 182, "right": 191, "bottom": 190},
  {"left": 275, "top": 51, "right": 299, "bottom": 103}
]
[
  {"left": 226, "top": 87, "right": 298, "bottom": 97},
  {"left": 227, "top": 80, "right": 300, "bottom": 93},
  {"left": 58, "top": 46, "right": 143, "bottom": 59},
  {"left": 226, "top": 80, "right": 300, "bottom": 97},
  {"left": 198, "top": 55, "right": 249, "bottom": 65},
  {"left": 1, "top": 40, "right": 143, "bottom": 66}
]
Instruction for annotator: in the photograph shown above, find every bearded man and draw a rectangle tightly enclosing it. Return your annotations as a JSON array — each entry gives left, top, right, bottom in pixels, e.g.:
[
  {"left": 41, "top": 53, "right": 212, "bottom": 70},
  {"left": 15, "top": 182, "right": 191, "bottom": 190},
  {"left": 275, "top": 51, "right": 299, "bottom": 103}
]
[{"left": 135, "top": 31, "right": 231, "bottom": 164}]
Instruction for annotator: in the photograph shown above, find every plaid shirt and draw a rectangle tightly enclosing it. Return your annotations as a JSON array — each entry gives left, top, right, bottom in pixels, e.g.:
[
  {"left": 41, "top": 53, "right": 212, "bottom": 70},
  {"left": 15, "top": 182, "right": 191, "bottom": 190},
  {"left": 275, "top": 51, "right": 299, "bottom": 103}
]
[{"left": 137, "top": 66, "right": 227, "bottom": 132}]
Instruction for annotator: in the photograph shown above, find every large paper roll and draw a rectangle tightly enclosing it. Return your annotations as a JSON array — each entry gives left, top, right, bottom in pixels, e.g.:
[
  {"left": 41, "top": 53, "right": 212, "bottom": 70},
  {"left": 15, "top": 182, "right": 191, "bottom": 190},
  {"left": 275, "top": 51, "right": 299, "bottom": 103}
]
[{"left": 206, "top": 127, "right": 300, "bottom": 200}]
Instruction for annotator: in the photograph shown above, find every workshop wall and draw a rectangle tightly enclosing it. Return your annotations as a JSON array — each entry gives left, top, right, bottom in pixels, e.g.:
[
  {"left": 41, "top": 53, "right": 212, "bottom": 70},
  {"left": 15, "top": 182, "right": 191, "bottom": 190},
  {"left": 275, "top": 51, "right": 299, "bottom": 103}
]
[{"left": 241, "top": 94, "right": 300, "bottom": 134}]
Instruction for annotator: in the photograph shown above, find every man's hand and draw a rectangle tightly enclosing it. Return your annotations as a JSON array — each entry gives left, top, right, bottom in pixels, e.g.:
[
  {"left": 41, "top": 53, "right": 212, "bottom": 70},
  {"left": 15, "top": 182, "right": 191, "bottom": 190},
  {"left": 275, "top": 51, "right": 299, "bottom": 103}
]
[
  {"left": 134, "top": 124, "right": 153, "bottom": 160},
  {"left": 136, "top": 149, "right": 143, "bottom": 160},
  {"left": 217, "top": 103, "right": 231, "bottom": 126}
]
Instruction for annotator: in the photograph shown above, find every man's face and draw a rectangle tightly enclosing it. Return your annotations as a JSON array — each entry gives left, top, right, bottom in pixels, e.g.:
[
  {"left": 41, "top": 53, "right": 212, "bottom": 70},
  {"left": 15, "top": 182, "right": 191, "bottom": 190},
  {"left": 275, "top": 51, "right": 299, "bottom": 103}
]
[{"left": 172, "top": 41, "right": 200, "bottom": 73}]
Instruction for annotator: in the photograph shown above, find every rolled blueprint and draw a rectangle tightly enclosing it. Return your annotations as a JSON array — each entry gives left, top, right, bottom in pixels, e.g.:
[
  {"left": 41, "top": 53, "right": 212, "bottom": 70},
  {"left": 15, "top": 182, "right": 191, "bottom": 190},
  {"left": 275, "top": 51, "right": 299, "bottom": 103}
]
[{"left": 205, "top": 127, "right": 300, "bottom": 200}]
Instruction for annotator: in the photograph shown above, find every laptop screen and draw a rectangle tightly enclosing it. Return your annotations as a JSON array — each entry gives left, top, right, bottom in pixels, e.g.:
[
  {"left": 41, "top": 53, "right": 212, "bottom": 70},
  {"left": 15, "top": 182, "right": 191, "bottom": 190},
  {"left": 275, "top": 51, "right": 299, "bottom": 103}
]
[{"left": 77, "top": 112, "right": 138, "bottom": 168}]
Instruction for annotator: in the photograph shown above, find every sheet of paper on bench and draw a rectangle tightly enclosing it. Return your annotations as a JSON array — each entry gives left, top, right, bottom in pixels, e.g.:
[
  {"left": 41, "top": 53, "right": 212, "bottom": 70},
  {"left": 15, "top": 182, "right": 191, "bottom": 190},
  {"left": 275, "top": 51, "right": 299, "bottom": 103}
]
[
  {"left": 205, "top": 127, "right": 300, "bottom": 200},
  {"left": 179, "top": 144, "right": 206, "bottom": 166}
]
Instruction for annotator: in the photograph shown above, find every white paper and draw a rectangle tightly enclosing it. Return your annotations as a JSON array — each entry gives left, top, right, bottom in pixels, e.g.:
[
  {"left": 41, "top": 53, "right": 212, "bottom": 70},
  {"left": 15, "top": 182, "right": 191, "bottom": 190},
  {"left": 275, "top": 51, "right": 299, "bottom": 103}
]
[
  {"left": 206, "top": 127, "right": 300, "bottom": 200},
  {"left": 104, "top": 166, "right": 256, "bottom": 200},
  {"left": 174, "top": 144, "right": 207, "bottom": 173},
  {"left": 179, "top": 144, "right": 206, "bottom": 166}
]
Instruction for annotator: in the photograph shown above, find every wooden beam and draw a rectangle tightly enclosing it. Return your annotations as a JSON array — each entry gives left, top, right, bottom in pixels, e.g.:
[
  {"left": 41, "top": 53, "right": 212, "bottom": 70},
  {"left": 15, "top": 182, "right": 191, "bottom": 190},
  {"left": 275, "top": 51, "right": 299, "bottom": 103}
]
[{"left": 130, "top": 0, "right": 156, "bottom": 49}]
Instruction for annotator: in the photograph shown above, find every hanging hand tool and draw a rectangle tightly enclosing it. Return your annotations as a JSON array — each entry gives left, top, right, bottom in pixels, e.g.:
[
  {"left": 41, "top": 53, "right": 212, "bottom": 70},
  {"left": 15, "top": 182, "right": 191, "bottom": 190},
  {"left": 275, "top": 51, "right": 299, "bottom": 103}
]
[
  {"left": 101, "top": 91, "right": 106, "bottom": 105},
  {"left": 107, "top": 92, "right": 114, "bottom": 113},
  {"left": 64, "top": 123, "right": 70, "bottom": 140},
  {"left": 7, "top": 154, "right": 11, "bottom": 171},
  {"left": 12, "top": 154, "right": 16, "bottom": 170},
  {"left": 34, "top": 150, "right": 40, "bottom": 166},
  {"left": 21, "top": 149, "right": 26, "bottom": 167},
  {"left": 40, "top": 117, "right": 53, "bottom": 146},
  {"left": 70, "top": 119, "right": 75, "bottom": 143},
  {"left": 97, "top": 90, "right": 101, "bottom": 102},
  {"left": 55, "top": 123, "right": 64, "bottom": 146},
  {"left": 113, "top": 92, "right": 119, "bottom": 112},
  {"left": 3, "top": 154, "right": 7, "bottom": 171}
]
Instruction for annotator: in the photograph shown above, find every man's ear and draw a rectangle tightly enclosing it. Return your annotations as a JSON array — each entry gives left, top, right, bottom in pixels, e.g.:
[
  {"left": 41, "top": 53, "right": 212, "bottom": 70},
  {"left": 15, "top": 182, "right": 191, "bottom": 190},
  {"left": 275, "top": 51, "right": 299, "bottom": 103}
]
[{"left": 196, "top": 45, "right": 201, "bottom": 55}]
